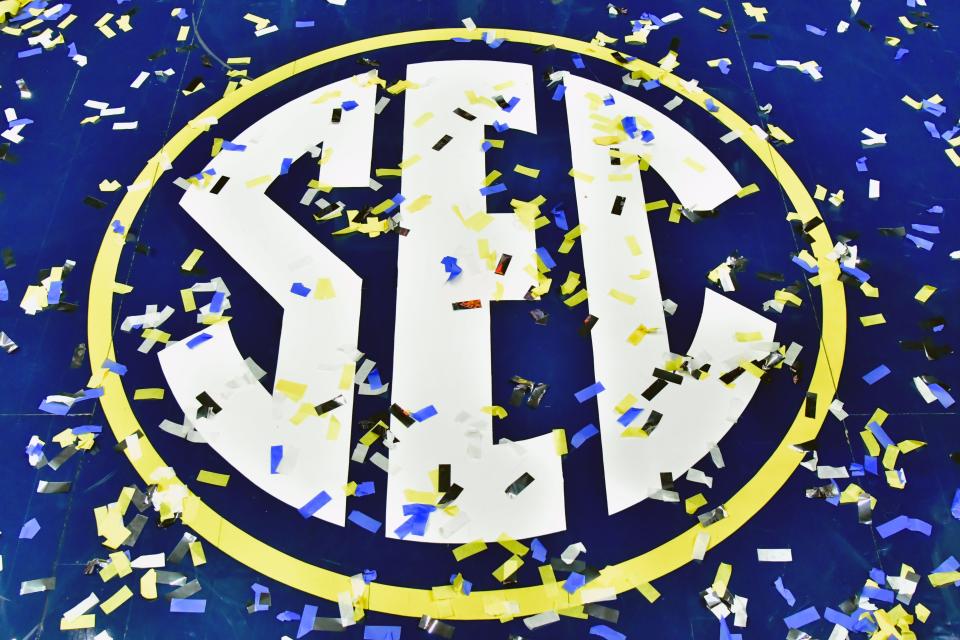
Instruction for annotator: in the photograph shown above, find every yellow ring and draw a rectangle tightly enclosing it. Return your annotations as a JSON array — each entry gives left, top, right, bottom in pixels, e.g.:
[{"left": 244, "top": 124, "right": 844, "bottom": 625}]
[{"left": 88, "top": 27, "right": 845, "bottom": 619}]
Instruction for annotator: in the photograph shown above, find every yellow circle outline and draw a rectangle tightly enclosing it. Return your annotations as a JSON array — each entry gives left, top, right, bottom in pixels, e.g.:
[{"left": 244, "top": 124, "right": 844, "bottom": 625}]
[{"left": 88, "top": 28, "right": 845, "bottom": 619}]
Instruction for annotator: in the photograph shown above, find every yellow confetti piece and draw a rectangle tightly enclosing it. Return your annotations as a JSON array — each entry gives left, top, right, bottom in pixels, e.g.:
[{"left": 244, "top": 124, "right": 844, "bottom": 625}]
[
  {"left": 492, "top": 555, "right": 524, "bottom": 582},
  {"left": 133, "top": 388, "right": 164, "bottom": 400},
  {"left": 141, "top": 568, "right": 158, "bottom": 600},
  {"left": 482, "top": 170, "right": 502, "bottom": 187},
  {"left": 946, "top": 148, "right": 960, "bottom": 168},
  {"left": 189, "top": 539, "right": 207, "bottom": 566},
  {"left": 453, "top": 539, "right": 487, "bottom": 561},
  {"left": 627, "top": 324, "right": 657, "bottom": 346},
  {"left": 177, "top": 25, "right": 190, "bottom": 41},
  {"left": 736, "top": 183, "right": 760, "bottom": 198},
  {"left": 712, "top": 562, "right": 732, "bottom": 594},
  {"left": 275, "top": 379, "right": 307, "bottom": 402},
  {"left": 180, "top": 288, "right": 197, "bottom": 312},
  {"left": 245, "top": 175, "right": 271, "bottom": 189},
  {"left": 406, "top": 194, "right": 432, "bottom": 213},
  {"left": 860, "top": 282, "right": 879, "bottom": 298},
  {"left": 860, "top": 314, "right": 886, "bottom": 327},
  {"left": 742, "top": 2, "right": 768, "bottom": 22},
  {"left": 625, "top": 235, "right": 642, "bottom": 256},
  {"left": 645, "top": 199, "right": 669, "bottom": 212},
  {"left": 698, "top": 7, "right": 722, "bottom": 19},
  {"left": 196, "top": 470, "right": 230, "bottom": 487},
  {"left": 897, "top": 439, "right": 926, "bottom": 454},
  {"left": 568, "top": 168, "right": 595, "bottom": 183},
  {"left": 112, "top": 282, "right": 133, "bottom": 294},
  {"left": 99, "top": 179, "right": 122, "bottom": 192},
  {"left": 60, "top": 614, "right": 96, "bottom": 630},
  {"left": 564, "top": 288, "right": 589, "bottom": 307},
  {"left": 497, "top": 533, "right": 530, "bottom": 557},
  {"left": 313, "top": 277, "right": 336, "bottom": 300},
  {"left": 553, "top": 428, "right": 568, "bottom": 455},
  {"left": 481, "top": 405, "right": 508, "bottom": 419},
  {"left": 735, "top": 331, "right": 763, "bottom": 342},
  {"left": 685, "top": 493, "right": 708, "bottom": 514},
  {"left": 929, "top": 571, "right": 960, "bottom": 587},
  {"left": 915, "top": 285, "right": 936, "bottom": 303},
  {"left": 513, "top": 164, "right": 540, "bottom": 178},
  {"left": 560, "top": 271, "right": 581, "bottom": 295},
  {"left": 813, "top": 184, "right": 827, "bottom": 200},
  {"left": 180, "top": 248, "right": 203, "bottom": 271},
  {"left": 100, "top": 585, "right": 133, "bottom": 614},
  {"left": 635, "top": 581, "right": 661, "bottom": 603},
  {"left": 915, "top": 603, "right": 930, "bottom": 622},
  {"left": 860, "top": 429, "right": 881, "bottom": 457},
  {"left": 609, "top": 289, "right": 636, "bottom": 305},
  {"left": 614, "top": 394, "right": 638, "bottom": 415},
  {"left": 683, "top": 157, "right": 706, "bottom": 173}
]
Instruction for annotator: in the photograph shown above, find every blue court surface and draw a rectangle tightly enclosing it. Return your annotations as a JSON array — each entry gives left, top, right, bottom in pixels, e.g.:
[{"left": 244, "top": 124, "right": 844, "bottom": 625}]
[{"left": 0, "top": 1, "right": 958, "bottom": 639}]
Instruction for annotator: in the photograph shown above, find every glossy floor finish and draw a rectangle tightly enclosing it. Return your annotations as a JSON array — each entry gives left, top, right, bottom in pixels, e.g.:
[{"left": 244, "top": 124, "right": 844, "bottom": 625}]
[{"left": 1, "top": 1, "right": 958, "bottom": 638}]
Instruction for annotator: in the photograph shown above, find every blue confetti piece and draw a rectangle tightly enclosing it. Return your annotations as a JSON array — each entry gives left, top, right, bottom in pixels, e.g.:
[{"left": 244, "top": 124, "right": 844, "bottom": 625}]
[
  {"left": 791, "top": 256, "right": 819, "bottom": 273},
  {"left": 412, "top": 405, "right": 438, "bottom": 422},
  {"left": 342, "top": 100, "right": 359, "bottom": 111},
  {"left": 805, "top": 24, "right": 827, "bottom": 36},
  {"left": 502, "top": 96, "right": 520, "bottom": 112},
  {"left": 621, "top": 116, "right": 639, "bottom": 138},
  {"left": 783, "top": 606, "right": 820, "bottom": 629},
  {"left": 536, "top": 247, "right": 556, "bottom": 270},
  {"left": 479, "top": 183, "right": 507, "bottom": 196},
  {"left": 589, "top": 625, "right": 626, "bottom": 640},
  {"left": 210, "top": 290, "right": 226, "bottom": 313},
  {"left": 562, "top": 572, "right": 586, "bottom": 593},
  {"left": 840, "top": 264, "right": 870, "bottom": 282},
  {"left": 876, "top": 515, "right": 932, "bottom": 538},
  {"left": 101, "top": 358, "right": 127, "bottom": 375},
  {"left": 276, "top": 610, "right": 300, "bottom": 622},
  {"left": 867, "top": 421, "right": 894, "bottom": 449},
  {"left": 362, "top": 569, "right": 378, "bottom": 583},
  {"left": 364, "top": 626, "right": 402, "bottom": 640},
  {"left": 864, "top": 455, "right": 878, "bottom": 475},
  {"left": 571, "top": 424, "right": 599, "bottom": 448},
  {"left": 280, "top": 157, "right": 293, "bottom": 175},
  {"left": 856, "top": 156, "right": 868, "bottom": 172},
  {"left": 348, "top": 510, "right": 382, "bottom": 533},
  {"left": 551, "top": 205, "right": 569, "bottom": 230},
  {"left": 574, "top": 382, "right": 605, "bottom": 403},
  {"left": 298, "top": 490, "right": 331, "bottom": 518},
  {"left": 824, "top": 607, "right": 858, "bottom": 630},
  {"left": 923, "top": 121, "right": 941, "bottom": 138},
  {"left": 894, "top": 47, "right": 909, "bottom": 60},
  {"left": 718, "top": 59, "right": 731, "bottom": 74},
  {"left": 18, "top": 47, "right": 42, "bottom": 58},
  {"left": 531, "top": 538, "right": 547, "bottom": 562},
  {"left": 572, "top": 54, "right": 585, "bottom": 69},
  {"left": 752, "top": 61, "right": 776, "bottom": 71},
  {"left": 640, "top": 129, "right": 655, "bottom": 143},
  {"left": 905, "top": 234, "right": 934, "bottom": 250},
  {"left": 642, "top": 79, "right": 660, "bottom": 90},
  {"left": 492, "top": 120, "right": 510, "bottom": 132},
  {"left": 368, "top": 368, "right": 383, "bottom": 390},
  {"left": 290, "top": 282, "right": 311, "bottom": 297},
  {"left": 774, "top": 576, "right": 796, "bottom": 606},
  {"left": 0, "top": 280, "right": 8, "bottom": 301},
  {"left": 186, "top": 333, "right": 212, "bottom": 349},
  {"left": 862, "top": 365, "right": 891, "bottom": 385},
  {"left": 480, "top": 141, "right": 493, "bottom": 152},
  {"left": 911, "top": 223, "right": 939, "bottom": 234},
  {"left": 384, "top": 193, "right": 405, "bottom": 214},
  {"left": 221, "top": 141, "right": 246, "bottom": 151},
  {"left": 617, "top": 407, "right": 643, "bottom": 427},
  {"left": 355, "top": 481, "right": 375, "bottom": 497},
  {"left": 170, "top": 598, "right": 206, "bottom": 613},
  {"left": 861, "top": 586, "right": 895, "bottom": 603},
  {"left": 72, "top": 425, "right": 102, "bottom": 435},
  {"left": 552, "top": 84, "right": 566, "bottom": 101},
  {"left": 705, "top": 98, "right": 720, "bottom": 112},
  {"left": 441, "top": 256, "right": 462, "bottom": 281},
  {"left": 111, "top": 220, "right": 125, "bottom": 234},
  {"left": 928, "top": 383, "right": 955, "bottom": 408},
  {"left": 19, "top": 517, "right": 40, "bottom": 539},
  {"left": 47, "top": 280, "right": 62, "bottom": 304},
  {"left": 295, "top": 20, "right": 315, "bottom": 28},
  {"left": 270, "top": 445, "right": 283, "bottom": 474},
  {"left": 297, "top": 604, "right": 317, "bottom": 639}
]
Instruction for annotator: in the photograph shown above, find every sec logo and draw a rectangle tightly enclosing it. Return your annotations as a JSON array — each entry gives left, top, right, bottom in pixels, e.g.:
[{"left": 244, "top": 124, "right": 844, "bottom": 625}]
[{"left": 88, "top": 28, "right": 845, "bottom": 620}]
